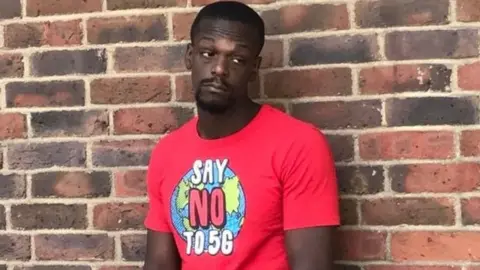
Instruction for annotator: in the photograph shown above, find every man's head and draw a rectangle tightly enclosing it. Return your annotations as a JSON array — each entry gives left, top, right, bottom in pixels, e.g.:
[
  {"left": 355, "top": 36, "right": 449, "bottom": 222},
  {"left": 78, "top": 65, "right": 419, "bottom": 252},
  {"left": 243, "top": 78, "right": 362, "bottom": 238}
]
[{"left": 185, "top": 1, "right": 265, "bottom": 114}]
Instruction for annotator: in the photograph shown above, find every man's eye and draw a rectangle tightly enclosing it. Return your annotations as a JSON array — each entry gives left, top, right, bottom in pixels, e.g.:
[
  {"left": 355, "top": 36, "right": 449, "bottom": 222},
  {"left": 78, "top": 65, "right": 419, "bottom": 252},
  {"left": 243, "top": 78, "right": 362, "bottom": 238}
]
[
  {"left": 232, "top": 58, "right": 244, "bottom": 64},
  {"left": 201, "top": 52, "right": 213, "bottom": 57}
]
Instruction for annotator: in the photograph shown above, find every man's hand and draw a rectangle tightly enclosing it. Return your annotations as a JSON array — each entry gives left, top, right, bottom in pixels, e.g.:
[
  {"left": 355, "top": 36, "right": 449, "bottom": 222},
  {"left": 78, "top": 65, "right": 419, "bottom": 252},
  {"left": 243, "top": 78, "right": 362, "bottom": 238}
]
[
  {"left": 143, "top": 230, "right": 181, "bottom": 270},
  {"left": 285, "top": 226, "right": 336, "bottom": 270}
]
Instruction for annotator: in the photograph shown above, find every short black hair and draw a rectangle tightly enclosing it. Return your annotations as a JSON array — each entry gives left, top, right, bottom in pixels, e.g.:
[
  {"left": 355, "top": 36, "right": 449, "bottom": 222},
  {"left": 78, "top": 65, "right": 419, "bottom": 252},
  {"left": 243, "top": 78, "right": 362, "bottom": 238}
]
[{"left": 190, "top": 0, "right": 265, "bottom": 55}]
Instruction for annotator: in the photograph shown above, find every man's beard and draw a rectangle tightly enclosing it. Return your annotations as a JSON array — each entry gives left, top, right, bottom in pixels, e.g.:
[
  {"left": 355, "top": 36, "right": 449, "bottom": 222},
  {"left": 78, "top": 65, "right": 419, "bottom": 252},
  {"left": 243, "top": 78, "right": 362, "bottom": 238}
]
[{"left": 194, "top": 89, "right": 234, "bottom": 114}]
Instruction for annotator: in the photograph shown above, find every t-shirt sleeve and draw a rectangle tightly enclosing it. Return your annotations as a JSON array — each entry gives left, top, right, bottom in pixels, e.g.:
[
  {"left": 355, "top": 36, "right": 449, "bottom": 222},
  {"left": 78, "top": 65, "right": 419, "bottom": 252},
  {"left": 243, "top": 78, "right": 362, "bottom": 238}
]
[
  {"left": 280, "top": 128, "right": 340, "bottom": 230},
  {"left": 144, "top": 143, "right": 171, "bottom": 232}
]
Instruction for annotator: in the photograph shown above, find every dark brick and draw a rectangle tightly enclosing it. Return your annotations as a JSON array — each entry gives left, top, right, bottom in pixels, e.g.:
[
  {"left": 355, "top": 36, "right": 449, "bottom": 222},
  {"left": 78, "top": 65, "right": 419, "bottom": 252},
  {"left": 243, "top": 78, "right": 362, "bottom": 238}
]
[
  {"left": 337, "top": 166, "right": 384, "bottom": 195},
  {"left": 114, "top": 170, "right": 146, "bottom": 197},
  {"left": 93, "top": 203, "right": 147, "bottom": 230},
  {"left": 290, "top": 34, "right": 379, "bottom": 65},
  {"left": 11, "top": 204, "right": 87, "bottom": 229},
  {"left": 390, "top": 163, "right": 480, "bottom": 193},
  {"left": 458, "top": 61, "right": 480, "bottom": 90},
  {"left": 386, "top": 97, "right": 479, "bottom": 126},
  {"left": 262, "top": 4, "right": 349, "bottom": 35},
  {"left": 114, "top": 107, "right": 194, "bottom": 135},
  {"left": 192, "top": 0, "right": 273, "bottom": 5},
  {"left": 457, "top": 0, "right": 480, "bottom": 22},
  {"left": 0, "top": 205, "right": 5, "bottom": 230},
  {"left": 31, "top": 110, "right": 109, "bottom": 137},
  {"left": 114, "top": 45, "right": 186, "bottom": 72},
  {"left": 107, "top": 0, "right": 187, "bottom": 9},
  {"left": 462, "top": 198, "right": 480, "bottom": 225},
  {"left": 87, "top": 15, "right": 168, "bottom": 44},
  {"left": 98, "top": 267, "right": 140, "bottom": 270},
  {"left": 291, "top": 100, "right": 382, "bottom": 129},
  {"left": 92, "top": 139, "right": 155, "bottom": 167},
  {"left": 14, "top": 266, "right": 91, "bottom": 270},
  {"left": 0, "top": 174, "right": 26, "bottom": 199},
  {"left": 0, "top": 0, "right": 21, "bottom": 19},
  {"left": 31, "top": 49, "right": 107, "bottom": 77},
  {"left": 337, "top": 265, "right": 362, "bottom": 270},
  {"left": 121, "top": 235, "right": 146, "bottom": 261},
  {"left": 0, "top": 235, "right": 31, "bottom": 260},
  {"left": 0, "top": 113, "right": 27, "bottom": 139},
  {"left": 365, "top": 266, "right": 459, "bottom": 270},
  {"left": 8, "top": 142, "right": 86, "bottom": 170},
  {"left": 32, "top": 171, "right": 111, "bottom": 198},
  {"left": 35, "top": 234, "right": 114, "bottom": 260},
  {"left": 91, "top": 76, "right": 171, "bottom": 104},
  {"left": 359, "top": 131, "right": 455, "bottom": 160},
  {"left": 340, "top": 199, "right": 358, "bottom": 225},
  {"left": 175, "top": 74, "right": 194, "bottom": 102},
  {"left": 0, "top": 265, "right": 5, "bottom": 270},
  {"left": 26, "top": 0, "right": 102, "bottom": 16},
  {"left": 355, "top": 0, "right": 449, "bottom": 28},
  {"left": 461, "top": 130, "right": 480, "bottom": 157},
  {"left": 0, "top": 54, "right": 24, "bottom": 78},
  {"left": 362, "top": 198, "right": 455, "bottom": 225},
  {"left": 264, "top": 68, "right": 351, "bottom": 98},
  {"left": 259, "top": 40, "right": 284, "bottom": 69},
  {"left": 359, "top": 64, "right": 452, "bottom": 94},
  {"left": 4, "top": 20, "right": 83, "bottom": 48},
  {"left": 385, "top": 30, "right": 479, "bottom": 60},
  {"left": 325, "top": 135, "right": 354, "bottom": 162},
  {"left": 335, "top": 230, "right": 387, "bottom": 260},
  {"left": 6, "top": 80, "right": 85, "bottom": 108}
]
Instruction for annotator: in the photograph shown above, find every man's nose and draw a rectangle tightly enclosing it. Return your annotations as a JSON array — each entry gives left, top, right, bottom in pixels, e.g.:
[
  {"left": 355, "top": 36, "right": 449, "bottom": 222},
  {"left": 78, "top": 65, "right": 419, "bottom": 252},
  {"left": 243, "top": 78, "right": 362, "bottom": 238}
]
[{"left": 211, "top": 55, "right": 228, "bottom": 76}]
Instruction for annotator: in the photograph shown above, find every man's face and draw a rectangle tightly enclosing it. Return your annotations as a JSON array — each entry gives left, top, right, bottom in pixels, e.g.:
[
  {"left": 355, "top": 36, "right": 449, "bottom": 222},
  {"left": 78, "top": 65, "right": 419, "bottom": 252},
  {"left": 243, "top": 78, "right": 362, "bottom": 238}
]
[{"left": 185, "top": 19, "right": 261, "bottom": 114}]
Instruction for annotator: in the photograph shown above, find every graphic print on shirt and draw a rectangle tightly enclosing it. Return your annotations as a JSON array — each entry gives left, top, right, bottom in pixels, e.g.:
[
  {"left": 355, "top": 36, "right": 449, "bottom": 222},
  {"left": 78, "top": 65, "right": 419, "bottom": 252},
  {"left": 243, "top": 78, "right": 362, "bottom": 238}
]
[{"left": 170, "top": 158, "right": 246, "bottom": 256}]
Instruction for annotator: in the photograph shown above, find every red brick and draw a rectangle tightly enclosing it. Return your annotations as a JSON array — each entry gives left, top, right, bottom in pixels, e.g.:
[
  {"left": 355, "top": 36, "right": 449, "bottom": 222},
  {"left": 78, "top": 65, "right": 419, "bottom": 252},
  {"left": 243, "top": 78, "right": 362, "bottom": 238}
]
[
  {"left": 35, "top": 234, "right": 114, "bottom": 260},
  {"left": 8, "top": 142, "right": 86, "bottom": 170},
  {"left": 0, "top": 54, "right": 24, "bottom": 78},
  {"left": 87, "top": 15, "right": 167, "bottom": 44},
  {"left": 114, "top": 45, "right": 186, "bottom": 73},
  {"left": 175, "top": 74, "right": 193, "bottom": 102},
  {"left": 362, "top": 197, "right": 455, "bottom": 225},
  {"left": 93, "top": 203, "right": 147, "bottom": 230},
  {"left": 99, "top": 267, "right": 140, "bottom": 270},
  {"left": 290, "top": 34, "right": 379, "bottom": 65},
  {"left": 6, "top": 80, "right": 85, "bottom": 108},
  {"left": 32, "top": 171, "right": 111, "bottom": 198},
  {"left": 114, "top": 107, "right": 194, "bottom": 135},
  {"left": 385, "top": 30, "right": 478, "bottom": 60},
  {"left": 11, "top": 204, "right": 87, "bottom": 229},
  {"left": 31, "top": 49, "right": 106, "bottom": 77},
  {"left": 264, "top": 68, "right": 351, "bottom": 98},
  {"left": 92, "top": 139, "right": 156, "bottom": 167},
  {"left": 457, "top": 0, "right": 480, "bottom": 22},
  {"left": 0, "top": 0, "right": 21, "bottom": 19},
  {"left": 359, "top": 64, "right": 451, "bottom": 94},
  {"left": 91, "top": 76, "right": 171, "bottom": 104},
  {"left": 366, "top": 266, "right": 460, "bottom": 270},
  {"left": 262, "top": 4, "right": 349, "bottom": 35},
  {"left": 259, "top": 40, "right": 284, "bottom": 69},
  {"left": 391, "top": 231, "right": 480, "bottom": 261},
  {"left": 192, "top": 0, "right": 273, "bottom": 6},
  {"left": 390, "top": 163, "right": 480, "bottom": 193},
  {"left": 172, "top": 12, "right": 196, "bottom": 41},
  {"left": 0, "top": 174, "right": 26, "bottom": 199},
  {"left": 355, "top": 0, "right": 449, "bottom": 27},
  {"left": 107, "top": 0, "right": 186, "bottom": 9},
  {"left": 0, "top": 235, "right": 31, "bottom": 260},
  {"left": 291, "top": 100, "right": 382, "bottom": 129},
  {"left": 337, "top": 166, "right": 384, "bottom": 195},
  {"left": 359, "top": 131, "right": 455, "bottom": 160},
  {"left": 14, "top": 267, "right": 91, "bottom": 270},
  {"left": 0, "top": 113, "right": 26, "bottom": 139},
  {"left": 4, "top": 20, "right": 83, "bottom": 48},
  {"left": 114, "top": 170, "right": 146, "bottom": 197},
  {"left": 458, "top": 62, "right": 480, "bottom": 90},
  {"left": 26, "top": 0, "right": 102, "bottom": 16},
  {"left": 121, "top": 235, "right": 145, "bottom": 261},
  {"left": 460, "top": 130, "right": 480, "bottom": 156},
  {"left": 335, "top": 230, "right": 387, "bottom": 260},
  {"left": 462, "top": 198, "right": 480, "bottom": 225},
  {"left": 31, "top": 110, "right": 109, "bottom": 137}
]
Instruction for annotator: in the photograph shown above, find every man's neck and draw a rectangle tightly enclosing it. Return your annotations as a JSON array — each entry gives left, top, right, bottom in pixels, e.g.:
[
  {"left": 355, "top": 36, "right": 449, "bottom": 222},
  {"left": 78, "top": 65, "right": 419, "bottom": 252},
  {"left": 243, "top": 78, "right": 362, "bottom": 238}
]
[{"left": 196, "top": 100, "right": 261, "bottom": 140}]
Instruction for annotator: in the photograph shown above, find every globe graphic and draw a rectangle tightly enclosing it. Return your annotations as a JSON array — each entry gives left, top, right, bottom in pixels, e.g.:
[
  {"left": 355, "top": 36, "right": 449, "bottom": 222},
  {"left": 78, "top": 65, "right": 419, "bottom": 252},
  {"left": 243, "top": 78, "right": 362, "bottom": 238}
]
[{"left": 170, "top": 166, "right": 246, "bottom": 251}]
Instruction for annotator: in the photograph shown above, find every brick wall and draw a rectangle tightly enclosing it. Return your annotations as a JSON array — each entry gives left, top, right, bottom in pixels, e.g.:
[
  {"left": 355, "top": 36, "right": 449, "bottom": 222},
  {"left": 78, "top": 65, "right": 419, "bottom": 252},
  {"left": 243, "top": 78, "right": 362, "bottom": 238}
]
[{"left": 0, "top": 0, "right": 479, "bottom": 269}]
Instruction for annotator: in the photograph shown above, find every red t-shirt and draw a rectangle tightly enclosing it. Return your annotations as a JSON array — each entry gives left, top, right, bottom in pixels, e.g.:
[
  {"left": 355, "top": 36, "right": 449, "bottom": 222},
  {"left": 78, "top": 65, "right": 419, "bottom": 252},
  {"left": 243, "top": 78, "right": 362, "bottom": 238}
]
[{"left": 144, "top": 104, "right": 340, "bottom": 269}]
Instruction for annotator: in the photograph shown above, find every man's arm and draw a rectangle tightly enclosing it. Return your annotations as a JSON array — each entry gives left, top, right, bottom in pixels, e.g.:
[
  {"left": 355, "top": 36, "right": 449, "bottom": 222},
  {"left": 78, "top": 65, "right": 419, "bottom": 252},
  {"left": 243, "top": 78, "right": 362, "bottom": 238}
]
[
  {"left": 143, "top": 230, "right": 181, "bottom": 270},
  {"left": 280, "top": 127, "right": 340, "bottom": 270}
]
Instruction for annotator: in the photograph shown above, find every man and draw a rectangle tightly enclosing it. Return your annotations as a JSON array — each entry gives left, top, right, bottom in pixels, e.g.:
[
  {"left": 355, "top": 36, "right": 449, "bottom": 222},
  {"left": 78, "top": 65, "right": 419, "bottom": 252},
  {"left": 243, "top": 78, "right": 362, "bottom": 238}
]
[{"left": 143, "top": 1, "right": 340, "bottom": 269}]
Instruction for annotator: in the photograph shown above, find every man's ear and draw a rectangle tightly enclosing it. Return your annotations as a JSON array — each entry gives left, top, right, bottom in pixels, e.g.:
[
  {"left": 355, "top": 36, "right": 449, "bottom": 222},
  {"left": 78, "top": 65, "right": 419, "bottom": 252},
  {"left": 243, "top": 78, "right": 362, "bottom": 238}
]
[
  {"left": 185, "top": 43, "right": 193, "bottom": 70},
  {"left": 249, "top": 56, "right": 262, "bottom": 82}
]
